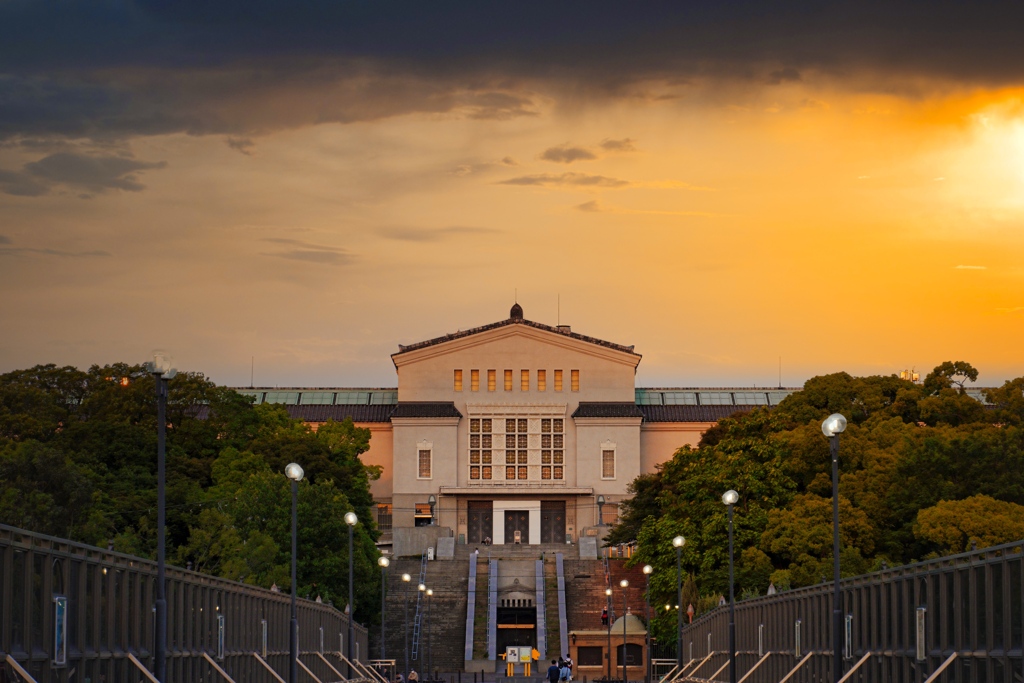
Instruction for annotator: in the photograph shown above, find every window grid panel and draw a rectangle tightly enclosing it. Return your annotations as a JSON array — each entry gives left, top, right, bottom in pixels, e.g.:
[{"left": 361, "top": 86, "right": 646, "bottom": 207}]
[
  {"left": 521, "top": 370, "right": 530, "bottom": 392},
  {"left": 538, "top": 370, "right": 546, "bottom": 392},
  {"left": 454, "top": 370, "right": 463, "bottom": 391},
  {"left": 504, "top": 370, "right": 513, "bottom": 391},
  {"left": 554, "top": 370, "right": 563, "bottom": 392},
  {"left": 471, "top": 369, "right": 480, "bottom": 392},
  {"left": 418, "top": 449, "right": 432, "bottom": 479},
  {"left": 468, "top": 411, "right": 567, "bottom": 483},
  {"left": 487, "top": 370, "right": 496, "bottom": 392},
  {"left": 698, "top": 391, "right": 734, "bottom": 405},
  {"left": 602, "top": 450, "right": 615, "bottom": 479},
  {"left": 571, "top": 370, "right": 580, "bottom": 392}
]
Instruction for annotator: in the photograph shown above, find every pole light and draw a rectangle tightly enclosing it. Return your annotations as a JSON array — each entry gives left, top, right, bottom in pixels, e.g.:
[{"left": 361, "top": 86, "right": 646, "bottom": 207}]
[
  {"left": 672, "top": 535, "right": 685, "bottom": 667},
  {"left": 427, "top": 495, "right": 437, "bottom": 525},
  {"left": 426, "top": 588, "right": 434, "bottom": 677},
  {"left": 378, "top": 556, "right": 390, "bottom": 660},
  {"left": 285, "top": 463, "right": 305, "bottom": 683},
  {"left": 402, "top": 573, "right": 412, "bottom": 678},
  {"left": 597, "top": 495, "right": 606, "bottom": 526},
  {"left": 722, "top": 490, "right": 739, "bottom": 683},
  {"left": 822, "top": 413, "right": 848, "bottom": 683},
  {"left": 620, "top": 579, "right": 629, "bottom": 683},
  {"left": 146, "top": 352, "right": 176, "bottom": 683},
  {"left": 345, "top": 511, "right": 358, "bottom": 677},
  {"left": 605, "top": 587, "right": 613, "bottom": 680},
  {"left": 643, "top": 565, "right": 653, "bottom": 683}
]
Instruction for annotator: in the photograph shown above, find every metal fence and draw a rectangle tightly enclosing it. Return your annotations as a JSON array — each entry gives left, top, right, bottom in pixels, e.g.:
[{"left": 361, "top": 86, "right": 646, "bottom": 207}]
[
  {"left": 0, "top": 524, "right": 369, "bottom": 683},
  {"left": 676, "top": 539, "right": 1024, "bottom": 683}
]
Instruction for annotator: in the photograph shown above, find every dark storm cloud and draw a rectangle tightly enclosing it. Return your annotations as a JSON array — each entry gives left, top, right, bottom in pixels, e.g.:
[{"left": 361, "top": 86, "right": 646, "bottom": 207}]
[
  {"left": 0, "top": 169, "right": 49, "bottom": 197},
  {"left": 499, "top": 173, "right": 629, "bottom": 188},
  {"left": 541, "top": 145, "right": 598, "bottom": 164},
  {"left": 2, "top": 1, "right": 1024, "bottom": 140},
  {"left": 24, "top": 153, "right": 167, "bottom": 193}
]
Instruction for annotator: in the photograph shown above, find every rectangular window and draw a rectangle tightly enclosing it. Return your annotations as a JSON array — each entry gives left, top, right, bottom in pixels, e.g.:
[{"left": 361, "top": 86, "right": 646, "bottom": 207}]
[
  {"left": 542, "top": 419, "right": 551, "bottom": 433},
  {"left": 518, "top": 450, "right": 528, "bottom": 464},
  {"left": 578, "top": 647, "right": 603, "bottom": 667},
  {"left": 521, "top": 369, "right": 530, "bottom": 391},
  {"left": 602, "top": 449, "right": 615, "bottom": 479},
  {"left": 542, "top": 450, "right": 552, "bottom": 464},
  {"left": 482, "top": 466, "right": 492, "bottom": 479},
  {"left": 542, "top": 466, "right": 552, "bottom": 480},
  {"left": 506, "top": 418, "right": 516, "bottom": 433},
  {"left": 537, "top": 369, "right": 546, "bottom": 391},
  {"left": 571, "top": 370, "right": 580, "bottom": 391},
  {"left": 518, "top": 434, "right": 528, "bottom": 449},
  {"left": 470, "top": 419, "right": 480, "bottom": 432},
  {"left": 470, "top": 466, "right": 480, "bottom": 479},
  {"left": 376, "top": 505, "right": 391, "bottom": 532},
  {"left": 506, "top": 450, "right": 516, "bottom": 464},
  {"left": 487, "top": 370, "right": 496, "bottom": 392},
  {"left": 518, "top": 419, "right": 528, "bottom": 432},
  {"left": 454, "top": 369, "right": 463, "bottom": 391},
  {"left": 554, "top": 370, "right": 563, "bottom": 392},
  {"left": 418, "top": 449, "right": 432, "bottom": 479},
  {"left": 470, "top": 369, "right": 480, "bottom": 392},
  {"left": 518, "top": 466, "right": 528, "bottom": 480},
  {"left": 505, "top": 434, "right": 516, "bottom": 449},
  {"left": 553, "top": 466, "right": 563, "bottom": 480},
  {"left": 504, "top": 370, "right": 513, "bottom": 391},
  {"left": 506, "top": 466, "right": 516, "bottom": 480}
]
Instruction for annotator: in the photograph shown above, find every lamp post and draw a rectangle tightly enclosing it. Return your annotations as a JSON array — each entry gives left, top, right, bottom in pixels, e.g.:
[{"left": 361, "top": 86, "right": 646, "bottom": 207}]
[
  {"left": 285, "top": 463, "right": 305, "bottom": 683},
  {"left": 378, "top": 556, "right": 390, "bottom": 660},
  {"left": 822, "top": 413, "right": 848, "bottom": 683},
  {"left": 672, "top": 535, "right": 685, "bottom": 666},
  {"left": 642, "top": 565, "right": 653, "bottom": 683},
  {"left": 605, "top": 587, "right": 613, "bottom": 680},
  {"left": 426, "top": 588, "right": 434, "bottom": 678},
  {"left": 402, "top": 573, "right": 412, "bottom": 677},
  {"left": 620, "top": 579, "right": 629, "bottom": 683},
  {"left": 722, "top": 490, "right": 739, "bottom": 683},
  {"left": 428, "top": 495, "right": 437, "bottom": 525},
  {"left": 597, "top": 495, "right": 606, "bottom": 526},
  {"left": 146, "top": 352, "right": 176, "bottom": 683},
  {"left": 345, "top": 511, "right": 358, "bottom": 677}
]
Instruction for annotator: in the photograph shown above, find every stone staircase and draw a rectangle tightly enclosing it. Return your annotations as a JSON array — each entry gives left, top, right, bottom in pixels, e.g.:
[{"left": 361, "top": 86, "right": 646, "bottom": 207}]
[
  {"left": 454, "top": 543, "right": 577, "bottom": 561},
  {"left": 384, "top": 558, "right": 470, "bottom": 674}
]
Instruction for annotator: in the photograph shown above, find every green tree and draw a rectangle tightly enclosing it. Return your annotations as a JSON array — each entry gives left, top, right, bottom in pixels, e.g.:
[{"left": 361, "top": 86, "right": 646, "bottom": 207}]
[
  {"left": 923, "top": 361, "right": 979, "bottom": 395},
  {"left": 914, "top": 495, "right": 1024, "bottom": 554}
]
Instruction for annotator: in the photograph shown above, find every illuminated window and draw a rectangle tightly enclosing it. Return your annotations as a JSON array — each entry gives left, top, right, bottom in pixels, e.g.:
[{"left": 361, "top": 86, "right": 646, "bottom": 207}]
[
  {"left": 554, "top": 370, "right": 563, "bottom": 392},
  {"left": 418, "top": 448, "right": 432, "bottom": 479},
  {"left": 487, "top": 370, "right": 496, "bottom": 391},
  {"left": 482, "top": 466, "right": 492, "bottom": 479},
  {"left": 521, "top": 369, "right": 530, "bottom": 391},
  {"left": 504, "top": 370, "right": 513, "bottom": 391},
  {"left": 571, "top": 370, "right": 580, "bottom": 391},
  {"left": 471, "top": 369, "right": 480, "bottom": 392},
  {"left": 537, "top": 370, "right": 546, "bottom": 392},
  {"left": 454, "top": 370, "right": 463, "bottom": 391},
  {"left": 506, "top": 466, "right": 516, "bottom": 480},
  {"left": 602, "top": 449, "right": 615, "bottom": 479}
]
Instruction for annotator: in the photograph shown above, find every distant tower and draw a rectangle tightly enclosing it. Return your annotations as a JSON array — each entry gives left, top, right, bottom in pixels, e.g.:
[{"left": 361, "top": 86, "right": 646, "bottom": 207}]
[{"left": 510, "top": 302, "right": 524, "bottom": 320}]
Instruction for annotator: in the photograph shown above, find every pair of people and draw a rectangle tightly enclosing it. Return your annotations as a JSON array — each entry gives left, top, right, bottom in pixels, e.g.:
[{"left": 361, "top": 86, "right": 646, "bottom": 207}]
[{"left": 397, "top": 671, "right": 419, "bottom": 683}]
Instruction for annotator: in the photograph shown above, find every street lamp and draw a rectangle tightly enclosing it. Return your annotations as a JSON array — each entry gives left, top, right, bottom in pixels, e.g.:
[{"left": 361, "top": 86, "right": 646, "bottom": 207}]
[
  {"left": 642, "top": 565, "right": 653, "bottom": 683},
  {"left": 427, "top": 495, "right": 437, "bottom": 525},
  {"left": 425, "top": 588, "right": 434, "bottom": 677},
  {"left": 402, "top": 573, "right": 412, "bottom": 678},
  {"left": 620, "top": 579, "right": 629, "bottom": 683},
  {"left": 597, "top": 495, "right": 606, "bottom": 526},
  {"left": 605, "top": 587, "right": 613, "bottom": 680},
  {"left": 345, "top": 511, "right": 358, "bottom": 677},
  {"left": 285, "top": 463, "right": 305, "bottom": 683},
  {"left": 672, "top": 535, "right": 685, "bottom": 666},
  {"left": 146, "top": 352, "right": 176, "bottom": 683},
  {"left": 378, "top": 556, "right": 390, "bottom": 660},
  {"left": 722, "top": 490, "right": 739, "bottom": 683},
  {"left": 822, "top": 413, "right": 848, "bottom": 683}
]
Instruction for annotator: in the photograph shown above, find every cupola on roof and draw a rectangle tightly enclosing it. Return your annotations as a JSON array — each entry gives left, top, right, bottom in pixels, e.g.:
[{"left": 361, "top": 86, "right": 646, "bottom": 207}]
[{"left": 510, "top": 302, "right": 524, "bottom": 320}]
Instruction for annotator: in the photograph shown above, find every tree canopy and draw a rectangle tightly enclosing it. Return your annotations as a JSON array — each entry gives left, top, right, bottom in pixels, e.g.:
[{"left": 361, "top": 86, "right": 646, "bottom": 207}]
[
  {"left": 0, "top": 363, "right": 383, "bottom": 624},
  {"left": 609, "top": 363, "right": 1024, "bottom": 648}
]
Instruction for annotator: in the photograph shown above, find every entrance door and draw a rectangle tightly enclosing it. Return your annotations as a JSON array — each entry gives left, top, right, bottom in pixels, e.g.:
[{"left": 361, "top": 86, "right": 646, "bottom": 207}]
[
  {"left": 504, "top": 510, "right": 529, "bottom": 544},
  {"left": 540, "top": 501, "right": 566, "bottom": 544},
  {"left": 467, "top": 501, "right": 493, "bottom": 544}
]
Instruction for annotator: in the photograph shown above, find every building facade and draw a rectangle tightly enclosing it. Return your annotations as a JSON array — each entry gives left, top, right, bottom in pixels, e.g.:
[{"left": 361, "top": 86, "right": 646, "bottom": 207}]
[{"left": 234, "top": 305, "right": 800, "bottom": 546}]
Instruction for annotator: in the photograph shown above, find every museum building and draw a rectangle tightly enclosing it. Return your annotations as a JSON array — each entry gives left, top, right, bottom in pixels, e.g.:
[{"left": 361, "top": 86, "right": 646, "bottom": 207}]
[{"left": 232, "top": 304, "right": 799, "bottom": 546}]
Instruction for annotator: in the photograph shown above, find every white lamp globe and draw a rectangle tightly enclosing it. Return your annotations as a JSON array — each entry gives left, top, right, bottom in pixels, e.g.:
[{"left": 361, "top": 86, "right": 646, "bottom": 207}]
[
  {"left": 672, "top": 535, "right": 685, "bottom": 548},
  {"left": 619, "top": 579, "right": 629, "bottom": 588},
  {"left": 402, "top": 573, "right": 411, "bottom": 582},
  {"left": 285, "top": 463, "right": 304, "bottom": 481},
  {"left": 344, "top": 512, "right": 358, "bottom": 526},
  {"left": 821, "top": 413, "right": 848, "bottom": 437},
  {"left": 378, "top": 556, "right": 390, "bottom": 568},
  {"left": 722, "top": 490, "right": 739, "bottom": 506},
  {"left": 643, "top": 565, "right": 653, "bottom": 575}
]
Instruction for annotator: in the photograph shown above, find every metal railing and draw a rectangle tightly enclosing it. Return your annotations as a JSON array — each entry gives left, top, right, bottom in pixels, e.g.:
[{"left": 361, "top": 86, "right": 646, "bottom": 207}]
[
  {"left": 0, "top": 523, "right": 369, "bottom": 683},
  {"left": 677, "top": 539, "right": 1024, "bottom": 682}
]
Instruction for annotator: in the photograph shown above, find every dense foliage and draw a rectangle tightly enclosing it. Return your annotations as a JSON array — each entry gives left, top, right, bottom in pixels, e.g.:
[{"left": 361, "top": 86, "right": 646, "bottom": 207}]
[
  {"left": 0, "top": 363, "right": 383, "bottom": 624},
  {"left": 607, "top": 362, "right": 1024, "bottom": 647}
]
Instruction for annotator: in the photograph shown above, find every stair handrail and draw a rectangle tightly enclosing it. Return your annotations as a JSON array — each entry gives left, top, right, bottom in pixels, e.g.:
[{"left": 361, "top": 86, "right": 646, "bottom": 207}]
[{"left": 410, "top": 551, "right": 428, "bottom": 661}]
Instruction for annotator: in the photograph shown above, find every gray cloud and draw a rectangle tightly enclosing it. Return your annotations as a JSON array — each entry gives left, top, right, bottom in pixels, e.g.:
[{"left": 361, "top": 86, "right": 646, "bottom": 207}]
[
  {"left": 499, "top": 172, "right": 629, "bottom": 188},
  {"left": 378, "top": 226, "right": 500, "bottom": 242},
  {"left": 0, "top": 234, "right": 11, "bottom": 243},
  {"left": 0, "top": 246, "right": 111, "bottom": 257},
  {"left": 599, "top": 138, "right": 636, "bottom": 152},
  {"left": 768, "top": 67, "right": 802, "bottom": 85},
  {"left": 541, "top": 145, "right": 597, "bottom": 164},
  {"left": 24, "top": 152, "right": 167, "bottom": 192},
  {"left": 226, "top": 137, "right": 255, "bottom": 155},
  {"left": 260, "top": 237, "right": 355, "bottom": 266},
  {"left": 576, "top": 200, "right": 603, "bottom": 212},
  {"left": 0, "top": 169, "right": 49, "bottom": 196}
]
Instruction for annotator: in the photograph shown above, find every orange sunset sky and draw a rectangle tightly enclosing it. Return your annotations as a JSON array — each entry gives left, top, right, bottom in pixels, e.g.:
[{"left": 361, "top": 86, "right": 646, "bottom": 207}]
[{"left": 1, "top": 3, "right": 1022, "bottom": 388}]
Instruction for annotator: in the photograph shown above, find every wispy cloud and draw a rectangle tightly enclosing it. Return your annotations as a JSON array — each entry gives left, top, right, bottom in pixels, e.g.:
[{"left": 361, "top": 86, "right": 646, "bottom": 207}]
[
  {"left": 260, "top": 238, "right": 355, "bottom": 266},
  {"left": 599, "top": 138, "right": 636, "bottom": 152},
  {"left": 378, "top": 226, "right": 499, "bottom": 242},
  {"left": 2, "top": 152, "right": 167, "bottom": 197},
  {"left": 541, "top": 145, "right": 597, "bottom": 164},
  {"left": 499, "top": 172, "right": 629, "bottom": 188},
  {"left": 954, "top": 265, "right": 987, "bottom": 270},
  {"left": 226, "top": 137, "right": 255, "bottom": 155},
  {"left": 0, "top": 247, "right": 111, "bottom": 258},
  {"left": 0, "top": 234, "right": 11, "bottom": 244},
  {"left": 574, "top": 199, "right": 723, "bottom": 217}
]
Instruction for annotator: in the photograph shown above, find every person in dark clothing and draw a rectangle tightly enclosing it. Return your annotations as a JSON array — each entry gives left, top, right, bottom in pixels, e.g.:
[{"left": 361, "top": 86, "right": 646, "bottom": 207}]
[
  {"left": 548, "top": 660, "right": 561, "bottom": 683},
  {"left": 601, "top": 606, "right": 608, "bottom": 626}
]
